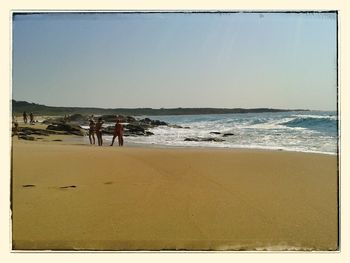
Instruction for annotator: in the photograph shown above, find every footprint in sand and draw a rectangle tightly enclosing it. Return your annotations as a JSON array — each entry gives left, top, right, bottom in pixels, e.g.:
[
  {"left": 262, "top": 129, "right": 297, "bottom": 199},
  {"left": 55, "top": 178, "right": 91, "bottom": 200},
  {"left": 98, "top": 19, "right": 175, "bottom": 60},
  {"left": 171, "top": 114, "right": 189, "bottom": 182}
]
[
  {"left": 22, "top": 184, "right": 35, "bottom": 188},
  {"left": 59, "top": 185, "right": 77, "bottom": 189}
]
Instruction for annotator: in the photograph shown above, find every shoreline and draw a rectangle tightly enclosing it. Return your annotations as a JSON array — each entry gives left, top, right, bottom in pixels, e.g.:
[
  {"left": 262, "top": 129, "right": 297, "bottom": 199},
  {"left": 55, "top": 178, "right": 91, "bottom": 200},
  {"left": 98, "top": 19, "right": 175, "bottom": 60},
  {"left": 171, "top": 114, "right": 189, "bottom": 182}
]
[
  {"left": 14, "top": 134, "right": 337, "bottom": 156},
  {"left": 74, "top": 134, "right": 339, "bottom": 156},
  {"left": 13, "top": 112, "right": 337, "bottom": 156},
  {"left": 119, "top": 141, "right": 338, "bottom": 156}
]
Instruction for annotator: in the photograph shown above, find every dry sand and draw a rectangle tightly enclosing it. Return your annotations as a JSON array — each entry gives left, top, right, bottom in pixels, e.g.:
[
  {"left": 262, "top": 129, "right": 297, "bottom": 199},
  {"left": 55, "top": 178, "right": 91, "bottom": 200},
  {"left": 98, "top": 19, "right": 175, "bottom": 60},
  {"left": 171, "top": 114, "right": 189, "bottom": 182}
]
[{"left": 11, "top": 136, "right": 338, "bottom": 251}]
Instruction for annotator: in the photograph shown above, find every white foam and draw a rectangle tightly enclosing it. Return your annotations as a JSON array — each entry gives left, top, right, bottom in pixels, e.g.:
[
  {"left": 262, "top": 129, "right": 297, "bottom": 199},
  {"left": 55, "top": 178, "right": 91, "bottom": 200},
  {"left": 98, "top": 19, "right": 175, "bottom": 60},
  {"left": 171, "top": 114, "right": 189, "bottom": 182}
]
[
  {"left": 94, "top": 112, "right": 338, "bottom": 154},
  {"left": 292, "top": 114, "right": 337, "bottom": 120}
]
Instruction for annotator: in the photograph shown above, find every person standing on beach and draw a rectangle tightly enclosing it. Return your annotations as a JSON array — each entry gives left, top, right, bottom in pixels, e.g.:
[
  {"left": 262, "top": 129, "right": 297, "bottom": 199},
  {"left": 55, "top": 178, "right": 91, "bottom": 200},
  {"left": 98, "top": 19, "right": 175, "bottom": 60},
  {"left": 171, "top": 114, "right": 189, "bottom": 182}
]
[
  {"left": 23, "top": 111, "right": 27, "bottom": 124},
  {"left": 29, "top": 112, "right": 34, "bottom": 124},
  {"left": 88, "top": 119, "right": 96, "bottom": 145},
  {"left": 63, "top": 114, "right": 68, "bottom": 123},
  {"left": 95, "top": 117, "right": 104, "bottom": 146},
  {"left": 110, "top": 118, "right": 124, "bottom": 147}
]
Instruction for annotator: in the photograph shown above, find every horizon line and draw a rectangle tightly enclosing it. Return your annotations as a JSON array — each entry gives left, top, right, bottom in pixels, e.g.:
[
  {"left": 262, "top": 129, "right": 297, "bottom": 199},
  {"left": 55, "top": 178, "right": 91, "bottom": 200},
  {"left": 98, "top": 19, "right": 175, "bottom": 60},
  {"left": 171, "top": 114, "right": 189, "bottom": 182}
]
[{"left": 11, "top": 99, "right": 317, "bottom": 111}]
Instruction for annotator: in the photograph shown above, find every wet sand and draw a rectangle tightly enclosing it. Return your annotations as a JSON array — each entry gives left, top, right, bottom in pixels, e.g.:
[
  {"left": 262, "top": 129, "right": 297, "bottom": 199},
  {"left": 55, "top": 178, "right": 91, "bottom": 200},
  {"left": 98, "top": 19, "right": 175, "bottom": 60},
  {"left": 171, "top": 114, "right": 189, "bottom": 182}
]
[{"left": 11, "top": 137, "right": 338, "bottom": 251}]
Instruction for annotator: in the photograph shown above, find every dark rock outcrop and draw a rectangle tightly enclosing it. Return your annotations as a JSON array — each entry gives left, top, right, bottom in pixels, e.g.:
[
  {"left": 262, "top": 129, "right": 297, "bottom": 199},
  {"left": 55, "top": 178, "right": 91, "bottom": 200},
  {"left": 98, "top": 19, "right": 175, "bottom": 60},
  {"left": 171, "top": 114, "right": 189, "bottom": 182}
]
[
  {"left": 101, "top": 126, "right": 115, "bottom": 135},
  {"left": 100, "top": 115, "right": 119, "bottom": 122},
  {"left": 169, "top": 124, "right": 185, "bottom": 129},
  {"left": 19, "top": 127, "right": 51, "bottom": 136},
  {"left": 42, "top": 118, "right": 58, "bottom": 124},
  {"left": 44, "top": 114, "right": 167, "bottom": 137},
  {"left": 138, "top": 118, "right": 168, "bottom": 126},
  {"left": 17, "top": 127, "right": 65, "bottom": 140},
  {"left": 100, "top": 115, "right": 137, "bottom": 123},
  {"left": 184, "top": 137, "right": 200, "bottom": 142},
  {"left": 124, "top": 123, "right": 155, "bottom": 136},
  {"left": 125, "top": 123, "right": 146, "bottom": 133},
  {"left": 125, "top": 116, "right": 137, "bottom": 123},
  {"left": 43, "top": 114, "right": 87, "bottom": 125},
  {"left": 67, "top": 114, "right": 85, "bottom": 122},
  {"left": 101, "top": 123, "right": 155, "bottom": 137},
  {"left": 184, "top": 137, "right": 225, "bottom": 142},
  {"left": 46, "top": 123, "right": 85, "bottom": 136},
  {"left": 19, "top": 135, "right": 36, "bottom": 141}
]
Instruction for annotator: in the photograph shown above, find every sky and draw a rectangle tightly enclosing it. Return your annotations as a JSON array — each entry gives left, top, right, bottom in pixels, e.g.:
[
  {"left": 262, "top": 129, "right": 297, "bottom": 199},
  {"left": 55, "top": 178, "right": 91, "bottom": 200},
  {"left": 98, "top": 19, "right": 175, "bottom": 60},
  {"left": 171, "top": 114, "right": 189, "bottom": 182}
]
[{"left": 12, "top": 12, "right": 337, "bottom": 110}]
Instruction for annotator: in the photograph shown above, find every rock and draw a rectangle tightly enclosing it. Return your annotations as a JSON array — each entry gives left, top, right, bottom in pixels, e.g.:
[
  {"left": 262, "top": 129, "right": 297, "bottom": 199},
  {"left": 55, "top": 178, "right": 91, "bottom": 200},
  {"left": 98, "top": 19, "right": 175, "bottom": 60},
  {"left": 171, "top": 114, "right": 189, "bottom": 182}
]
[
  {"left": 140, "top": 118, "right": 152, "bottom": 124},
  {"left": 210, "top": 132, "right": 221, "bottom": 135},
  {"left": 43, "top": 114, "right": 88, "bottom": 125},
  {"left": 42, "top": 115, "right": 169, "bottom": 137},
  {"left": 19, "top": 135, "right": 36, "bottom": 141},
  {"left": 138, "top": 118, "right": 168, "bottom": 126},
  {"left": 202, "top": 137, "right": 225, "bottom": 142},
  {"left": 99, "top": 114, "right": 136, "bottom": 123},
  {"left": 153, "top": 120, "right": 167, "bottom": 126},
  {"left": 169, "top": 124, "right": 184, "bottom": 128},
  {"left": 42, "top": 118, "right": 58, "bottom": 124},
  {"left": 19, "top": 127, "right": 51, "bottom": 136},
  {"left": 102, "top": 126, "right": 115, "bottom": 135},
  {"left": 184, "top": 137, "right": 200, "bottom": 142},
  {"left": 223, "top": 133, "right": 234, "bottom": 137},
  {"left": 184, "top": 137, "right": 225, "bottom": 142},
  {"left": 125, "top": 124, "right": 145, "bottom": 133},
  {"left": 100, "top": 115, "right": 119, "bottom": 122},
  {"left": 126, "top": 116, "right": 136, "bottom": 123},
  {"left": 67, "top": 114, "right": 85, "bottom": 122},
  {"left": 100, "top": 122, "right": 155, "bottom": 137},
  {"left": 46, "top": 123, "right": 85, "bottom": 136}
]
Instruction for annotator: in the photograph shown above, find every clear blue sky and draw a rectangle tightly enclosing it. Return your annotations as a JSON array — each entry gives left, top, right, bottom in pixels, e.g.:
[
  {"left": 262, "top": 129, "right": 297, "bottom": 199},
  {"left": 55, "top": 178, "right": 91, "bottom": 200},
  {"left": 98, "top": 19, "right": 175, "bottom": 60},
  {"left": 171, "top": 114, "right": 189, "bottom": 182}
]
[{"left": 12, "top": 12, "right": 337, "bottom": 110}]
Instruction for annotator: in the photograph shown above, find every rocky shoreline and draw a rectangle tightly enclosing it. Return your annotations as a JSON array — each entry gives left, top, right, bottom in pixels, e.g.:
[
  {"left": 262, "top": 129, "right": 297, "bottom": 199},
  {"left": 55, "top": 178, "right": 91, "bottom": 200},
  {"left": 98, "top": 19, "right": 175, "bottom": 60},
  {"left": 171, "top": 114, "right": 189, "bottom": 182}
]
[
  {"left": 14, "top": 113, "right": 237, "bottom": 143},
  {"left": 14, "top": 114, "right": 183, "bottom": 140}
]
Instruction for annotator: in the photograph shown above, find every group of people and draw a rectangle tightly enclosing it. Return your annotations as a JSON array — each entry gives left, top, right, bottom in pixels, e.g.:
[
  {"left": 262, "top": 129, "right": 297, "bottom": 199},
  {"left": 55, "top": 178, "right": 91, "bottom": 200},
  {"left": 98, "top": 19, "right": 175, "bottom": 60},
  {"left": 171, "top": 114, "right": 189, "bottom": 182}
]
[
  {"left": 23, "top": 111, "right": 35, "bottom": 125},
  {"left": 88, "top": 117, "right": 124, "bottom": 147},
  {"left": 17, "top": 111, "right": 124, "bottom": 147}
]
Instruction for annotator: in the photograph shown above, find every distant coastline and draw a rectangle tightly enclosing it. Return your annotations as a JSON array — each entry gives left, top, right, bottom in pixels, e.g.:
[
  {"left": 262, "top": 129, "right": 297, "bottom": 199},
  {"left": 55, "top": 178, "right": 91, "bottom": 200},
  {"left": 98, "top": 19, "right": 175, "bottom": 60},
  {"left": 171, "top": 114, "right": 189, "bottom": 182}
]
[{"left": 12, "top": 100, "right": 309, "bottom": 116}]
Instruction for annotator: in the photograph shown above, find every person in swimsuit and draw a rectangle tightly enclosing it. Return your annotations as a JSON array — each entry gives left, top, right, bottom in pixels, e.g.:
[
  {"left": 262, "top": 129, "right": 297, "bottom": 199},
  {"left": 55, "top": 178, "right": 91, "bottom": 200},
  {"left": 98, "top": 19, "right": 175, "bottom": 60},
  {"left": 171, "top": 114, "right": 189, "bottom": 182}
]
[
  {"left": 88, "top": 119, "right": 95, "bottom": 145},
  {"left": 110, "top": 118, "right": 124, "bottom": 147},
  {"left": 23, "top": 111, "right": 27, "bottom": 124},
  {"left": 29, "top": 112, "right": 34, "bottom": 124},
  {"left": 95, "top": 117, "right": 104, "bottom": 146}
]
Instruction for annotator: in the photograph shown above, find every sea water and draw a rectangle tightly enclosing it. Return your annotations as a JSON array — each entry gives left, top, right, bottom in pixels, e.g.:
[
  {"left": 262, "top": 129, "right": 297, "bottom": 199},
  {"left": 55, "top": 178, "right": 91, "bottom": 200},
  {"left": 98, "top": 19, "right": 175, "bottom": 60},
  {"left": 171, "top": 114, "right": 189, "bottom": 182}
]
[{"left": 102, "top": 111, "right": 338, "bottom": 155}]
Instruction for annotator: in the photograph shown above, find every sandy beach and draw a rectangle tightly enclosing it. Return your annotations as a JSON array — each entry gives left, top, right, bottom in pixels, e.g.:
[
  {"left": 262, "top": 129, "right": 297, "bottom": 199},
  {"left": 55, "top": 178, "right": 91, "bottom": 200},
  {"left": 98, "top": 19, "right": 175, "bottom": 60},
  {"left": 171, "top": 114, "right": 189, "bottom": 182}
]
[
  {"left": 11, "top": 130, "right": 338, "bottom": 251},
  {"left": 9, "top": 11, "right": 339, "bottom": 252}
]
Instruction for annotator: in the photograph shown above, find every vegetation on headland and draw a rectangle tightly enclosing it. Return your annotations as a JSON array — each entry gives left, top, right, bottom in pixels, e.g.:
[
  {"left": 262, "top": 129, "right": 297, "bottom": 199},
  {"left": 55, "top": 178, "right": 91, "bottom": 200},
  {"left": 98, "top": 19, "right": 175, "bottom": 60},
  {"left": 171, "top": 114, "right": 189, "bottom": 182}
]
[{"left": 12, "top": 100, "right": 309, "bottom": 116}]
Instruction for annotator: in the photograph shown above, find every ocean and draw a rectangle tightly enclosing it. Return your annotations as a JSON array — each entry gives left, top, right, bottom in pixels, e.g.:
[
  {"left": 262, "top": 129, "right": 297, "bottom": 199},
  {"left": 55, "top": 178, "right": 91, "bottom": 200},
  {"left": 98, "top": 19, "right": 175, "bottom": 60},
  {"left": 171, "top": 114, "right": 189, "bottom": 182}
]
[{"left": 102, "top": 111, "right": 338, "bottom": 155}]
